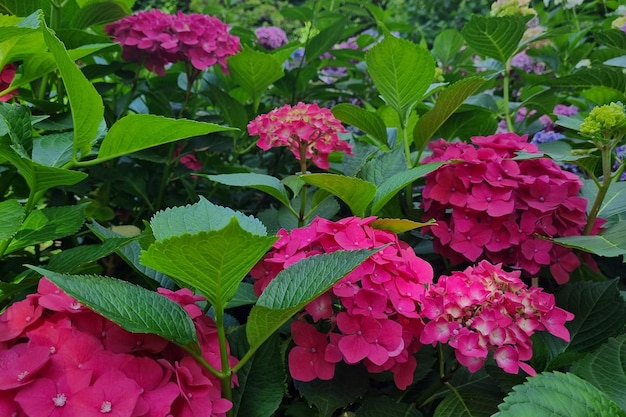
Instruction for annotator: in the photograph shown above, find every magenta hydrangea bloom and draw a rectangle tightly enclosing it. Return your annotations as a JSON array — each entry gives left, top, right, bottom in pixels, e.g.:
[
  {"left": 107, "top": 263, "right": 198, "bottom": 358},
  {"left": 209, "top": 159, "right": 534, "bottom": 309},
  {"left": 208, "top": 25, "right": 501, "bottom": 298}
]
[
  {"left": 251, "top": 216, "right": 434, "bottom": 389},
  {"left": 0, "top": 63, "right": 18, "bottom": 102},
  {"left": 255, "top": 26, "right": 288, "bottom": 49},
  {"left": 420, "top": 261, "right": 574, "bottom": 375},
  {"left": 0, "top": 277, "right": 236, "bottom": 417},
  {"left": 247, "top": 102, "right": 352, "bottom": 170},
  {"left": 421, "top": 132, "right": 604, "bottom": 284},
  {"left": 105, "top": 9, "right": 240, "bottom": 76}
]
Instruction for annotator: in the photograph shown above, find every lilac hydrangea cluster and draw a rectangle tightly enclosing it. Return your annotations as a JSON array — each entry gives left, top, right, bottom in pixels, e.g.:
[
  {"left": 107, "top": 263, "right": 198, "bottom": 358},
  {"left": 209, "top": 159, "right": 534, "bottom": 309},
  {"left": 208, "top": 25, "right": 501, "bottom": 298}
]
[{"left": 255, "top": 26, "right": 288, "bottom": 50}]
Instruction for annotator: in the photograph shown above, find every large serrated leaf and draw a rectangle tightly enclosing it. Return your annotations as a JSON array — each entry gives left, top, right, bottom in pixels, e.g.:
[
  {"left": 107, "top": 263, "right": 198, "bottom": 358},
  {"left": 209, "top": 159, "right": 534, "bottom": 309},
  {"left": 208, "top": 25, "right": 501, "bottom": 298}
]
[
  {"left": 461, "top": 15, "right": 526, "bottom": 63},
  {"left": 434, "top": 391, "right": 501, "bottom": 417},
  {"left": 0, "top": 102, "right": 32, "bottom": 157},
  {"left": 365, "top": 35, "right": 436, "bottom": 123},
  {"left": 227, "top": 49, "right": 284, "bottom": 106},
  {"left": 7, "top": 205, "right": 86, "bottom": 254},
  {"left": 552, "top": 222, "right": 626, "bottom": 258},
  {"left": 572, "top": 334, "right": 626, "bottom": 410},
  {"left": 32, "top": 132, "right": 74, "bottom": 167},
  {"left": 540, "top": 279, "right": 626, "bottom": 367},
  {"left": 40, "top": 14, "right": 103, "bottom": 158},
  {"left": 70, "top": 1, "right": 130, "bottom": 29},
  {"left": 0, "top": 199, "right": 24, "bottom": 241},
  {"left": 413, "top": 77, "right": 486, "bottom": 153},
  {"left": 149, "top": 197, "right": 268, "bottom": 240},
  {"left": 493, "top": 372, "right": 626, "bottom": 417},
  {"left": 331, "top": 103, "right": 388, "bottom": 146},
  {"left": 27, "top": 267, "right": 199, "bottom": 348},
  {"left": 371, "top": 162, "right": 445, "bottom": 215},
  {"left": 300, "top": 173, "right": 376, "bottom": 217},
  {"left": 246, "top": 249, "right": 378, "bottom": 351},
  {"left": 295, "top": 363, "right": 369, "bottom": 417},
  {"left": 97, "top": 114, "right": 235, "bottom": 162},
  {"left": 231, "top": 330, "right": 285, "bottom": 417},
  {"left": 594, "top": 29, "right": 626, "bottom": 52},
  {"left": 541, "top": 66, "right": 626, "bottom": 92},
  {"left": 141, "top": 218, "right": 277, "bottom": 309},
  {"left": 206, "top": 173, "right": 292, "bottom": 207}
]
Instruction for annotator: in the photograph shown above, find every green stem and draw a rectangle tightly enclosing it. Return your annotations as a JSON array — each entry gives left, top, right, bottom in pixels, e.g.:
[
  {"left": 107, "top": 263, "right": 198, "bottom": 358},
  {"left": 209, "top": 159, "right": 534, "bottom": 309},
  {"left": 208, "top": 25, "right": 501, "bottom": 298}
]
[
  {"left": 583, "top": 144, "right": 613, "bottom": 235},
  {"left": 213, "top": 305, "right": 234, "bottom": 416},
  {"left": 502, "top": 60, "right": 514, "bottom": 132}
]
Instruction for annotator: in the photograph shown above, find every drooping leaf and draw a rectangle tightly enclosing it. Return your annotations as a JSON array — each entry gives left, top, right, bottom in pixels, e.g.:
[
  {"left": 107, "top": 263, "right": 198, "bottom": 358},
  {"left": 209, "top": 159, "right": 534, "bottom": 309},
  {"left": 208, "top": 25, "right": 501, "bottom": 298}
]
[
  {"left": 356, "top": 395, "right": 423, "bottom": 417},
  {"left": 300, "top": 173, "right": 376, "bottom": 217},
  {"left": 206, "top": 173, "right": 292, "bottom": 207},
  {"left": 227, "top": 49, "right": 284, "bottom": 107},
  {"left": 231, "top": 330, "right": 285, "bottom": 417},
  {"left": 331, "top": 103, "right": 388, "bottom": 146},
  {"left": 97, "top": 114, "right": 235, "bottom": 162},
  {"left": 27, "top": 267, "right": 199, "bottom": 348},
  {"left": 246, "top": 249, "right": 378, "bottom": 352},
  {"left": 461, "top": 15, "right": 526, "bottom": 63},
  {"left": 149, "top": 197, "right": 268, "bottom": 240},
  {"left": 571, "top": 334, "right": 626, "bottom": 410},
  {"left": 141, "top": 218, "right": 277, "bottom": 309},
  {"left": 434, "top": 391, "right": 501, "bottom": 417},
  {"left": 552, "top": 222, "right": 626, "bottom": 258},
  {"left": 539, "top": 279, "right": 626, "bottom": 368},
  {"left": 40, "top": 14, "right": 104, "bottom": 158},
  {"left": 413, "top": 77, "right": 486, "bottom": 152},
  {"left": 493, "top": 372, "right": 626, "bottom": 417},
  {"left": 7, "top": 205, "right": 86, "bottom": 254},
  {"left": 365, "top": 34, "right": 436, "bottom": 123},
  {"left": 370, "top": 218, "right": 435, "bottom": 234},
  {"left": 0, "top": 199, "right": 23, "bottom": 241},
  {"left": 295, "top": 363, "right": 369, "bottom": 417},
  {"left": 371, "top": 162, "right": 445, "bottom": 215}
]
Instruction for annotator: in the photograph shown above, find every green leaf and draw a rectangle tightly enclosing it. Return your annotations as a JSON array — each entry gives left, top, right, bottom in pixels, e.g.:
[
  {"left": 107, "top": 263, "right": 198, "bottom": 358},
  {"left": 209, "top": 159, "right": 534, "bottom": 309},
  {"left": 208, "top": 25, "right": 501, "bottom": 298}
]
[
  {"left": 572, "top": 334, "right": 626, "bottom": 410},
  {"left": 27, "top": 267, "right": 199, "bottom": 348},
  {"left": 432, "top": 29, "right": 465, "bottom": 67},
  {"left": 365, "top": 35, "right": 436, "bottom": 123},
  {"left": 598, "top": 181, "right": 626, "bottom": 219},
  {"left": 149, "top": 197, "right": 268, "bottom": 240},
  {"left": 434, "top": 391, "right": 501, "bottom": 417},
  {"left": 246, "top": 248, "right": 379, "bottom": 352},
  {"left": 595, "top": 29, "right": 626, "bottom": 51},
  {"left": 295, "top": 363, "right": 369, "bottom": 417},
  {"left": 45, "top": 238, "right": 134, "bottom": 274},
  {"left": 552, "top": 222, "right": 626, "bottom": 258},
  {"left": 206, "top": 173, "right": 292, "bottom": 207},
  {"left": 141, "top": 218, "right": 277, "bottom": 309},
  {"left": 437, "top": 109, "right": 498, "bottom": 141},
  {"left": 356, "top": 396, "right": 423, "bottom": 417},
  {"left": 31, "top": 132, "right": 74, "bottom": 167},
  {"left": 371, "top": 162, "right": 445, "bottom": 215},
  {"left": 304, "top": 16, "right": 347, "bottom": 62},
  {"left": 331, "top": 103, "right": 388, "bottom": 147},
  {"left": 0, "top": 102, "right": 33, "bottom": 157},
  {"left": 413, "top": 77, "right": 486, "bottom": 152},
  {"left": 540, "top": 279, "right": 626, "bottom": 368},
  {"left": 300, "top": 173, "right": 377, "bottom": 217},
  {"left": 227, "top": 48, "right": 284, "bottom": 106},
  {"left": 370, "top": 218, "right": 435, "bottom": 234},
  {"left": 0, "top": 1, "right": 47, "bottom": 17},
  {"left": 70, "top": 1, "right": 131, "bottom": 29},
  {"left": 97, "top": 114, "right": 235, "bottom": 162},
  {"left": 226, "top": 282, "right": 258, "bottom": 309},
  {"left": 493, "top": 372, "right": 626, "bottom": 417},
  {"left": 7, "top": 205, "right": 86, "bottom": 254},
  {"left": 461, "top": 15, "right": 526, "bottom": 63},
  {"left": 0, "top": 199, "right": 24, "bottom": 241},
  {"left": 88, "top": 221, "right": 175, "bottom": 289},
  {"left": 40, "top": 14, "right": 103, "bottom": 158},
  {"left": 206, "top": 85, "right": 249, "bottom": 133},
  {"left": 541, "top": 66, "right": 626, "bottom": 92},
  {"left": 231, "top": 330, "right": 285, "bottom": 417}
]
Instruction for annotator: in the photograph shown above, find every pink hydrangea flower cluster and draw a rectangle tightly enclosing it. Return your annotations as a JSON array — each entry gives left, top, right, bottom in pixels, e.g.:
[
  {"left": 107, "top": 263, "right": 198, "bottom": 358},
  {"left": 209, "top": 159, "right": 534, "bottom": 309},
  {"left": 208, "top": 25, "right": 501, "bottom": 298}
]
[
  {"left": 247, "top": 102, "right": 352, "bottom": 170},
  {"left": 0, "top": 63, "right": 18, "bottom": 102},
  {"left": 254, "top": 26, "right": 288, "bottom": 50},
  {"left": 421, "top": 132, "right": 602, "bottom": 284},
  {"left": 250, "top": 216, "right": 434, "bottom": 389},
  {"left": 420, "top": 261, "right": 574, "bottom": 375},
  {"left": 0, "top": 278, "right": 236, "bottom": 417},
  {"left": 105, "top": 9, "right": 240, "bottom": 76}
]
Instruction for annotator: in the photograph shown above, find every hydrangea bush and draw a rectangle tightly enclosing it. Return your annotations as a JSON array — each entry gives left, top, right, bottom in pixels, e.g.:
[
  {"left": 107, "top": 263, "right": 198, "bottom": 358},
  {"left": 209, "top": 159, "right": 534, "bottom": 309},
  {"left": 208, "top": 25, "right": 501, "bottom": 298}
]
[{"left": 1, "top": 0, "right": 626, "bottom": 417}]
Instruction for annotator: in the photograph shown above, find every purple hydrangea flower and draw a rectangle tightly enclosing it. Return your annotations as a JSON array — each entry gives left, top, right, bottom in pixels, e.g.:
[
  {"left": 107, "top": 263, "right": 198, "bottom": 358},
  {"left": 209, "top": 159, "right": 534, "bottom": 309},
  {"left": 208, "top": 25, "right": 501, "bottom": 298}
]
[{"left": 255, "top": 26, "right": 288, "bottom": 50}]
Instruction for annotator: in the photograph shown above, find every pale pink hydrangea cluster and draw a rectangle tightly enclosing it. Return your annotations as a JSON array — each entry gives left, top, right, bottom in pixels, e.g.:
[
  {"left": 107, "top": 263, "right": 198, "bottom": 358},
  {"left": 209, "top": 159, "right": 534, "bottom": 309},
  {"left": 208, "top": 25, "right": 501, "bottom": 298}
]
[
  {"left": 254, "top": 26, "right": 288, "bottom": 50},
  {"left": 421, "top": 132, "right": 603, "bottom": 284},
  {"left": 420, "top": 261, "right": 573, "bottom": 375},
  {"left": 250, "top": 216, "right": 434, "bottom": 389},
  {"left": 0, "top": 278, "right": 236, "bottom": 417},
  {"left": 0, "top": 63, "right": 18, "bottom": 102},
  {"left": 105, "top": 9, "right": 240, "bottom": 76},
  {"left": 247, "top": 102, "right": 352, "bottom": 170}
]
